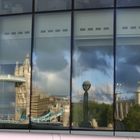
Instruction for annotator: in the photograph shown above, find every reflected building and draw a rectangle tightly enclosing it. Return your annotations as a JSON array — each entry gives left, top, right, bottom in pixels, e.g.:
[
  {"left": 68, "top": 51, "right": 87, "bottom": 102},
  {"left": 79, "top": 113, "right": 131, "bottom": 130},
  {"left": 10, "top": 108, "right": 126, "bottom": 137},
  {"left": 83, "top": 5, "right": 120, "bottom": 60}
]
[
  {"left": 116, "top": 82, "right": 140, "bottom": 120},
  {"left": 14, "top": 54, "right": 31, "bottom": 123},
  {"left": 31, "top": 91, "right": 70, "bottom": 127}
]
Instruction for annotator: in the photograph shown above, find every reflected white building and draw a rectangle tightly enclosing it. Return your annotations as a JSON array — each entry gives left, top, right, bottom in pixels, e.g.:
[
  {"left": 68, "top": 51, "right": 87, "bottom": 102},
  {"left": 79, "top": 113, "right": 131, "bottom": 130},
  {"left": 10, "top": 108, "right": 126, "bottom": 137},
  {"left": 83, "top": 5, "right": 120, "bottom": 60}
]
[{"left": 116, "top": 82, "right": 140, "bottom": 120}]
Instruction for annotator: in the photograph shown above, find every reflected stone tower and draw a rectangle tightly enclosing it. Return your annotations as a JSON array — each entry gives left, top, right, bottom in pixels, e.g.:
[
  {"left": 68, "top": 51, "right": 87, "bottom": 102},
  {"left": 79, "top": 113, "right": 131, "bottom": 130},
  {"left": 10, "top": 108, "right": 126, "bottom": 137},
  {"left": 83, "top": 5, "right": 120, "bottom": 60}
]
[{"left": 15, "top": 55, "right": 31, "bottom": 123}]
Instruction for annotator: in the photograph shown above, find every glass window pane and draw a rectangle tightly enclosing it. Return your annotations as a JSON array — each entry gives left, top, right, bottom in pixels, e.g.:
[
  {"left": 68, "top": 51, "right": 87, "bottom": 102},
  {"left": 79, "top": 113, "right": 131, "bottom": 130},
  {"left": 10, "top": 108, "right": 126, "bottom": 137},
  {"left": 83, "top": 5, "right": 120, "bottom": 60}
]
[
  {"left": 72, "top": 10, "right": 114, "bottom": 132},
  {"left": 31, "top": 13, "right": 71, "bottom": 130},
  {"left": 116, "top": 9, "right": 140, "bottom": 132},
  {"left": 75, "top": 0, "right": 114, "bottom": 9},
  {"left": 117, "top": 0, "right": 140, "bottom": 7},
  {"left": 35, "top": 0, "right": 71, "bottom": 11},
  {"left": 0, "top": 0, "right": 32, "bottom": 15},
  {"left": 0, "top": 15, "right": 31, "bottom": 128}
]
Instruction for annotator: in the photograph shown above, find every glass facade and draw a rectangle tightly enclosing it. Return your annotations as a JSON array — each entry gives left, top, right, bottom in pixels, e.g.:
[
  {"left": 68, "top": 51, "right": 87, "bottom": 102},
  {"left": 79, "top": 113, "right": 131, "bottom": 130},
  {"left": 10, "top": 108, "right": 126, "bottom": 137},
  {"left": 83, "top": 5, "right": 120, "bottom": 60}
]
[
  {"left": 115, "top": 9, "right": 140, "bottom": 132},
  {"left": 35, "top": 0, "right": 71, "bottom": 11},
  {"left": 72, "top": 10, "right": 113, "bottom": 130},
  {"left": 0, "top": 0, "right": 140, "bottom": 136},
  {"left": 75, "top": 0, "right": 114, "bottom": 9},
  {"left": 0, "top": 0, "right": 32, "bottom": 14},
  {"left": 0, "top": 15, "right": 32, "bottom": 128},
  {"left": 31, "top": 13, "right": 71, "bottom": 130}
]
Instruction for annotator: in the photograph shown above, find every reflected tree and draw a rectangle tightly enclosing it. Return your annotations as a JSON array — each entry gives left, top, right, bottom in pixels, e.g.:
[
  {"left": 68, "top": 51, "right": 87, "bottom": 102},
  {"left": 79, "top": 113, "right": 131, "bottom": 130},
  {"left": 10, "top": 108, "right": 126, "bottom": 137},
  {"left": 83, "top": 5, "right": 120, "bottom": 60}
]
[{"left": 123, "top": 105, "right": 140, "bottom": 131}]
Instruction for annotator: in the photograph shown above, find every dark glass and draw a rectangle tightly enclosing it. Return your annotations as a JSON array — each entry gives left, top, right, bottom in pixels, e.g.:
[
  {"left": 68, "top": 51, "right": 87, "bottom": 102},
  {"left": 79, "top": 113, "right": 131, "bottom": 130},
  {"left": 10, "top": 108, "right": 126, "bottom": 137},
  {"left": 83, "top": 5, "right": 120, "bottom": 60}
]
[
  {"left": 75, "top": 0, "right": 114, "bottom": 9},
  {"left": 0, "top": 0, "right": 32, "bottom": 15},
  {"left": 0, "top": 15, "right": 31, "bottom": 129},
  {"left": 72, "top": 10, "right": 114, "bottom": 131},
  {"left": 116, "top": 9, "right": 140, "bottom": 131},
  {"left": 31, "top": 13, "right": 71, "bottom": 130},
  {"left": 117, "top": 0, "right": 140, "bottom": 7},
  {"left": 35, "top": 0, "right": 71, "bottom": 11}
]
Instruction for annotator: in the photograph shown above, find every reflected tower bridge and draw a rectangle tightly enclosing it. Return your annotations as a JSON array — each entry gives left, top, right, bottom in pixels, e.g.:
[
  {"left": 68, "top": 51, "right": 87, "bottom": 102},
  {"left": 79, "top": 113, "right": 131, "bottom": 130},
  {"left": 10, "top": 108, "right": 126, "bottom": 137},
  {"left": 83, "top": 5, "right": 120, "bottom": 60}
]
[
  {"left": 0, "top": 55, "right": 31, "bottom": 123},
  {"left": 0, "top": 74, "right": 26, "bottom": 83}
]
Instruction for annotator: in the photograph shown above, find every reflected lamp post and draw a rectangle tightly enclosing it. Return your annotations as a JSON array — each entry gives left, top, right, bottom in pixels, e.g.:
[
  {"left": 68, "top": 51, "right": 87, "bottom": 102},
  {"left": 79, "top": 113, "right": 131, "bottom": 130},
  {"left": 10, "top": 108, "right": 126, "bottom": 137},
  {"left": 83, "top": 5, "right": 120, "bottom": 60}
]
[{"left": 82, "top": 80, "right": 91, "bottom": 127}]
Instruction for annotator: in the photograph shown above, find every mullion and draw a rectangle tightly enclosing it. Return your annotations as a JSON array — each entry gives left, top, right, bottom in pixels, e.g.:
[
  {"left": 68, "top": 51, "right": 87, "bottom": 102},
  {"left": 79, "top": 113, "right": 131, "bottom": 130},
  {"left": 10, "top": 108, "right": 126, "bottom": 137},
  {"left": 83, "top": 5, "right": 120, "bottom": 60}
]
[
  {"left": 69, "top": 0, "right": 74, "bottom": 134},
  {"left": 113, "top": 0, "right": 117, "bottom": 136},
  {"left": 29, "top": 0, "right": 35, "bottom": 132},
  {"left": 0, "top": 12, "right": 32, "bottom": 17}
]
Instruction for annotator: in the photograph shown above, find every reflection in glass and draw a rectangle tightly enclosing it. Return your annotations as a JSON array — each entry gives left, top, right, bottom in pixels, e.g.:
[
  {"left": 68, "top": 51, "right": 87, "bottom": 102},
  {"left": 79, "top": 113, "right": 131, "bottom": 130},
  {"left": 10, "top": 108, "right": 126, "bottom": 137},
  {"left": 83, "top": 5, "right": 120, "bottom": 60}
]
[
  {"left": 0, "top": 15, "right": 31, "bottom": 128},
  {"left": 72, "top": 10, "right": 113, "bottom": 130},
  {"left": 75, "top": 0, "right": 114, "bottom": 9},
  {"left": 116, "top": 9, "right": 140, "bottom": 131},
  {"left": 0, "top": 0, "right": 32, "bottom": 14},
  {"left": 35, "top": 0, "right": 71, "bottom": 11},
  {"left": 117, "top": 0, "right": 140, "bottom": 7},
  {"left": 31, "top": 13, "right": 71, "bottom": 129}
]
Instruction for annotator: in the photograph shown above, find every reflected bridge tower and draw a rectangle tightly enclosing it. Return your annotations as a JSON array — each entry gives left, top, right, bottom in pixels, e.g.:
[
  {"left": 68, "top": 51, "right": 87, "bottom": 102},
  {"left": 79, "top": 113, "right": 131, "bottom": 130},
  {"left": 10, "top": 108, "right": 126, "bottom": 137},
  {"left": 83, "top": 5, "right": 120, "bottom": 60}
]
[{"left": 0, "top": 55, "right": 30, "bottom": 123}]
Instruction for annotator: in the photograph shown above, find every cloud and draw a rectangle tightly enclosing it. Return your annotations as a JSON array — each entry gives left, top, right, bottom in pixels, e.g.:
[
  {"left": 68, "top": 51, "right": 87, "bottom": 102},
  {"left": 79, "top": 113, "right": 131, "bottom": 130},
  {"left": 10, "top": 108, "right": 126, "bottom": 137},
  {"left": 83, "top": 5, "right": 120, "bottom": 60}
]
[
  {"left": 73, "top": 45, "right": 113, "bottom": 77},
  {"left": 0, "top": 39, "right": 31, "bottom": 64},
  {"left": 116, "top": 45, "right": 140, "bottom": 91},
  {"left": 34, "top": 37, "right": 70, "bottom": 72},
  {"left": 32, "top": 64, "right": 70, "bottom": 96},
  {"left": 32, "top": 37, "right": 71, "bottom": 96}
]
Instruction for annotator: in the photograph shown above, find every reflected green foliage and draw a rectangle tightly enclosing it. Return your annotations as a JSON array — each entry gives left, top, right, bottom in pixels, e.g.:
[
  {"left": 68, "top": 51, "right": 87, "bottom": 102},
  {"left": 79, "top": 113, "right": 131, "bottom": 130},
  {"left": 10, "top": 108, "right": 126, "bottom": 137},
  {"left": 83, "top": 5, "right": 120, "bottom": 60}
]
[
  {"left": 72, "top": 103, "right": 83, "bottom": 127},
  {"left": 72, "top": 101, "right": 113, "bottom": 127},
  {"left": 123, "top": 105, "right": 140, "bottom": 131}
]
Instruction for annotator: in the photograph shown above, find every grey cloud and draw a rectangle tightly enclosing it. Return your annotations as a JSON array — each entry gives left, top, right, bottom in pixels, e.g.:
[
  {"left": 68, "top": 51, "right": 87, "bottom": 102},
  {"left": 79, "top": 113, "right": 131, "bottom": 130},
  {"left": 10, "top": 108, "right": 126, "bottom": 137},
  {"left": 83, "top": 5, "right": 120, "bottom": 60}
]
[
  {"left": 0, "top": 39, "right": 31, "bottom": 64},
  {"left": 117, "top": 46, "right": 140, "bottom": 65},
  {"left": 73, "top": 46, "right": 113, "bottom": 77},
  {"left": 32, "top": 66, "right": 70, "bottom": 96},
  {"left": 116, "top": 45, "right": 140, "bottom": 91},
  {"left": 116, "top": 63, "right": 140, "bottom": 90},
  {"left": 34, "top": 37, "right": 70, "bottom": 72}
]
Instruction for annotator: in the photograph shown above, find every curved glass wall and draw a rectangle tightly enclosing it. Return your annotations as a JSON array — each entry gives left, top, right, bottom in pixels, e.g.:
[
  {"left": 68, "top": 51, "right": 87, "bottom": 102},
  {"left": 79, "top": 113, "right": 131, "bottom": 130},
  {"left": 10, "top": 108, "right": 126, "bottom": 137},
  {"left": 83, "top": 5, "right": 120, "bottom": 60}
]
[{"left": 0, "top": 0, "right": 140, "bottom": 136}]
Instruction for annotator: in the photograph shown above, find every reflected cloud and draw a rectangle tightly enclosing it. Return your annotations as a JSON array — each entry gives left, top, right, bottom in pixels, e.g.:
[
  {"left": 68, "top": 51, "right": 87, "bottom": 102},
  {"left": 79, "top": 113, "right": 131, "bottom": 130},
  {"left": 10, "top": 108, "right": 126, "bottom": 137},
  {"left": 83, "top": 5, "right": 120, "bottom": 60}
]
[{"left": 116, "top": 45, "right": 140, "bottom": 91}]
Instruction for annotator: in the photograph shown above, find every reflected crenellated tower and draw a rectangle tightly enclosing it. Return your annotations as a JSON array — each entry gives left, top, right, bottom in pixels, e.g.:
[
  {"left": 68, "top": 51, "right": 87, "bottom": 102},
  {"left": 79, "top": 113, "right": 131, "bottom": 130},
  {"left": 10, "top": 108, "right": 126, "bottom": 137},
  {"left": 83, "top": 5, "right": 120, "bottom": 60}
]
[{"left": 15, "top": 54, "right": 31, "bottom": 123}]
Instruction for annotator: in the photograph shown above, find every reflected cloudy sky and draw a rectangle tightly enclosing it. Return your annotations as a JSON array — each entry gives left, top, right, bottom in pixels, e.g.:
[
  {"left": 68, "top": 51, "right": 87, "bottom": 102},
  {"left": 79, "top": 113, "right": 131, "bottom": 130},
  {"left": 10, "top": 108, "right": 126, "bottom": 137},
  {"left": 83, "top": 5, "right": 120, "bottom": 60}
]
[
  {"left": 0, "top": 39, "right": 31, "bottom": 64},
  {"left": 116, "top": 45, "right": 140, "bottom": 99},
  {"left": 0, "top": 38, "right": 31, "bottom": 116},
  {"left": 0, "top": 15, "right": 31, "bottom": 116},
  {"left": 32, "top": 37, "right": 70, "bottom": 97},
  {"left": 73, "top": 45, "right": 113, "bottom": 103}
]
